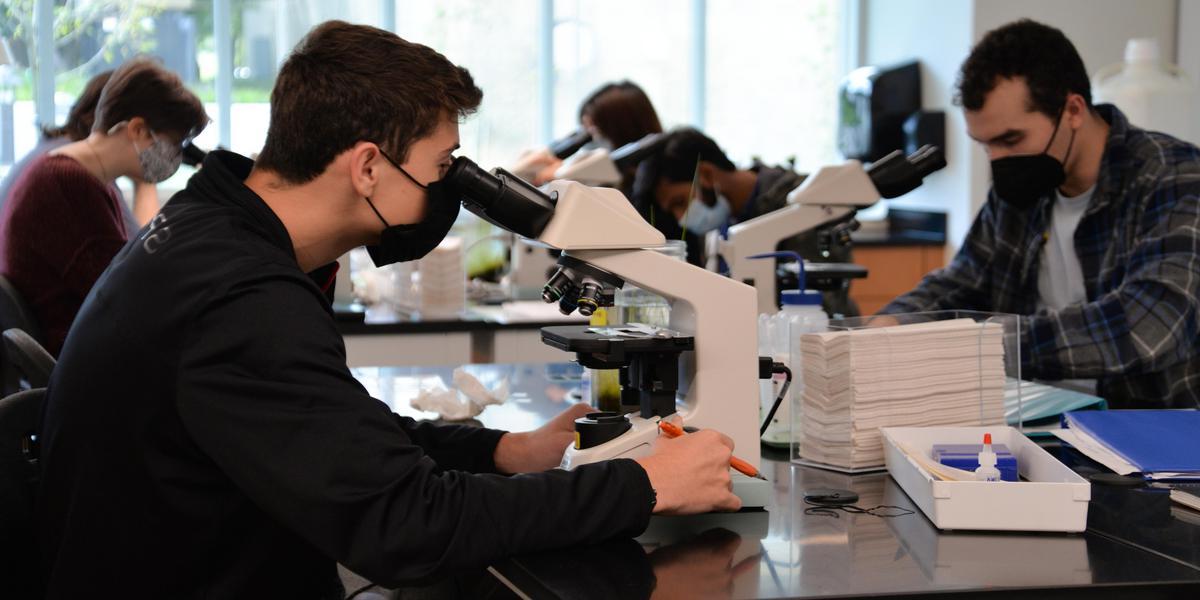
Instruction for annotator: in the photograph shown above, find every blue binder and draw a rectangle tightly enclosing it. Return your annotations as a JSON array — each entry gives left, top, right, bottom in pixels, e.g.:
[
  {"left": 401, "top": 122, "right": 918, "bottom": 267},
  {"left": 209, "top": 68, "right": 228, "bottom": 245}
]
[{"left": 1064, "top": 410, "right": 1200, "bottom": 476}]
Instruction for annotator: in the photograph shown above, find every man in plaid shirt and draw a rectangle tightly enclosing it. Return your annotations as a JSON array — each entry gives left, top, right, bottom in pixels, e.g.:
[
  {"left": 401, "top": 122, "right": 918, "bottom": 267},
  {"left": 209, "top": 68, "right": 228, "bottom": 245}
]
[{"left": 881, "top": 20, "right": 1200, "bottom": 409}]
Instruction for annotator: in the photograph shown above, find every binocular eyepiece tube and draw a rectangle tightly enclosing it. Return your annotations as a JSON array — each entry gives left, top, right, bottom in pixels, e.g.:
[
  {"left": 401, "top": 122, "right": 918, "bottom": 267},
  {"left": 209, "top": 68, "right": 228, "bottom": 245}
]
[
  {"left": 443, "top": 157, "right": 558, "bottom": 239},
  {"left": 865, "top": 144, "right": 947, "bottom": 199}
]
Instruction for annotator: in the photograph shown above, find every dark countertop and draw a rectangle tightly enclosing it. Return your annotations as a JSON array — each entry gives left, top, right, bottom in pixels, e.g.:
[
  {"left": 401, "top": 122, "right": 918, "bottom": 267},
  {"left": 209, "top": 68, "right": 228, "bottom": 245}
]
[
  {"left": 851, "top": 230, "right": 947, "bottom": 246},
  {"left": 851, "top": 208, "right": 948, "bottom": 247},
  {"left": 353, "top": 363, "right": 1200, "bottom": 600}
]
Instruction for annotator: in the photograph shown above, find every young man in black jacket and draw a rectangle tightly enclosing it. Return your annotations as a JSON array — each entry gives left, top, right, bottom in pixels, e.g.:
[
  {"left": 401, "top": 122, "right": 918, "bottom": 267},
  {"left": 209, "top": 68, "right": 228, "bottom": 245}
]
[{"left": 37, "top": 21, "right": 739, "bottom": 598}]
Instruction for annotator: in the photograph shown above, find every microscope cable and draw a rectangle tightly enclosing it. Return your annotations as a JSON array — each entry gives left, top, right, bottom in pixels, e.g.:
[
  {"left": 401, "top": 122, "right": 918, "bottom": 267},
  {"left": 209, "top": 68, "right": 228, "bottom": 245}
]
[{"left": 760, "top": 363, "right": 792, "bottom": 437}]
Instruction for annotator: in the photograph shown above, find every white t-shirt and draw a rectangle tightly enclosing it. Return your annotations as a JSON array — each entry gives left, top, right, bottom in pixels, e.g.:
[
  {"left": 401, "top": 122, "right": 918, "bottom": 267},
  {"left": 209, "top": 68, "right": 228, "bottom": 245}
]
[{"left": 1037, "top": 184, "right": 1097, "bottom": 393}]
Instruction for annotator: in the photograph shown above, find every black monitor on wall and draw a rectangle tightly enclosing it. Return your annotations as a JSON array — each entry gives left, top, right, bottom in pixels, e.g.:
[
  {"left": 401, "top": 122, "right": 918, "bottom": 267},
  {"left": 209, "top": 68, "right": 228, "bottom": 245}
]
[{"left": 837, "top": 61, "right": 921, "bottom": 163}]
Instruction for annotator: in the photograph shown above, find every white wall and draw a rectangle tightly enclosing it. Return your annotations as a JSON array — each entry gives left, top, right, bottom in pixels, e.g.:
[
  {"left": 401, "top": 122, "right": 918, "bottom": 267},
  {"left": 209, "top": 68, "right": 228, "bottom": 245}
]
[
  {"left": 863, "top": 0, "right": 975, "bottom": 249},
  {"left": 1181, "top": 0, "right": 1200, "bottom": 143},
  {"left": 863, "top": 0, "right": 1182, "bottom": 251}
]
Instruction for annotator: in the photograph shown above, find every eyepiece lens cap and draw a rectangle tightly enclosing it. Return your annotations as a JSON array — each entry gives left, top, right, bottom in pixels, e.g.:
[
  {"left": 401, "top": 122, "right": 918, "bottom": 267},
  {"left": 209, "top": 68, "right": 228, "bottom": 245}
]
[{"left": 803, "top": 488, "right": 859, "bottom": 505}]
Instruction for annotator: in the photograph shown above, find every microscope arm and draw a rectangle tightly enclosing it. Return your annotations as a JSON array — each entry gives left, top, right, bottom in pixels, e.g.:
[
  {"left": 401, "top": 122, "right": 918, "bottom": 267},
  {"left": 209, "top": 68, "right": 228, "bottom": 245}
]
[
  {"left": 444, "top": 157, "right": 769, "bottom": 496},
  {"left": 712, "top": 159, "right": 879, "bottom": 314},
  {"left": 551, "top": 132, "right": 668, "bottom": 187},
  {"left": 567, "top": 248, "right": 761, "bottom": 468},
  {"left": 710, "top": 146, "right": 947, "bottom": 314},
  {"left": 714, "top": 203, "right": 862, "bottom": 314}
]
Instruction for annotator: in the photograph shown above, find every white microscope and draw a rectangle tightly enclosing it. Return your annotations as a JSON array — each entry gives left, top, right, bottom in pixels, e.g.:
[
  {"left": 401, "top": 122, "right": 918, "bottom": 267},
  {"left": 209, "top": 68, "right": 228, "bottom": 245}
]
[
  {"left": 706, "top": 145, "right": 946, "bottom": 314},
  {"left": 446, "top": 157, "right": 771, "bottom": 508},
  {"left": 548, "top": 131, "right": 667, "bottom": 187},
  {"left": 504, "top": 133, "right": 670, "bottom": 296}
]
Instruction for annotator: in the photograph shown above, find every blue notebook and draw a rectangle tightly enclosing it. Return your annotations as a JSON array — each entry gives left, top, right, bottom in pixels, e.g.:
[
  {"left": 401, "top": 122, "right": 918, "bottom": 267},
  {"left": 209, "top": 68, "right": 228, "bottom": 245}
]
[{"left": 1064, "top": 410, "right": 1200, "bottom": 476}]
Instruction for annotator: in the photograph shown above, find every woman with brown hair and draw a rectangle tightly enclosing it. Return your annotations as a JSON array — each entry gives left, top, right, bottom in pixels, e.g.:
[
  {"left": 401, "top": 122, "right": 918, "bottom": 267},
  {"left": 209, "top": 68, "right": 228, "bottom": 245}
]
[
  {"left": 578, "top": 80, "right": 663, "bottom": 150},
  {"left": 526, "top": 80, "right": 663, "bottom": 186},
  {"left": 0, "top": 57, "right": 208, "bottom": 355},
  {"left": 0, "top": 70, "right": 163, "bottom": 233}
]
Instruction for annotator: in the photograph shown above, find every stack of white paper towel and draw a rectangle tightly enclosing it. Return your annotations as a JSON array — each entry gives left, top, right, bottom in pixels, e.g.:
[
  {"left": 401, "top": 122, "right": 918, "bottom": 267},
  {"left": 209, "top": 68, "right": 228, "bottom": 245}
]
[{"left": 800, "top": 319, "right": 1006, "bottom": 470}]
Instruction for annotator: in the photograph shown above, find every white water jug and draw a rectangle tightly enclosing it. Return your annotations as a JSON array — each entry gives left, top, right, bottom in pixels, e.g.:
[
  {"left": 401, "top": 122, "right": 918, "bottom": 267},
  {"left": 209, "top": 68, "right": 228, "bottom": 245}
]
[{"left": 1093, "top": 38, "right": 1196, "bottom": 143}]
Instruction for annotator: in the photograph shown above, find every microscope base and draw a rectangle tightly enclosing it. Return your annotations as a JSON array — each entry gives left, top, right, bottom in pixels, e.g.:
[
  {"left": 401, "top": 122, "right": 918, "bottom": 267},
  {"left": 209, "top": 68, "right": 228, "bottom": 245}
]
[
  {"left": 560, "top": 415, "right": 771, "bottom": 508},
  {"left": 732, "top": 475, "right": 772, "bottom": 509}
]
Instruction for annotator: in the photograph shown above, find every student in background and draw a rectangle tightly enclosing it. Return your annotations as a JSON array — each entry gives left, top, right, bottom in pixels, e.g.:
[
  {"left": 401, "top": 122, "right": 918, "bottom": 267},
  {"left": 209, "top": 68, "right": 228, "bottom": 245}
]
[
  {"left": 880, "top": 20, "right": 1200, "bottom": 408},
  {"left": 0, "top": 70, "right": 159, "bottom": 234},
  {"left": 528, "top": 80, "right": 664, "bottom": 189},
  {"left": 578, "top": 80, "right": 664, "bottom": 151},
  {"left": 0, "top": 57, "right": 207, "bottom": 355},
  {"left": 633, "top": 127, "right": 856, "bottom": 316},
  {"left": 38, "top": 21, "right": 738, "bottom": 598}
]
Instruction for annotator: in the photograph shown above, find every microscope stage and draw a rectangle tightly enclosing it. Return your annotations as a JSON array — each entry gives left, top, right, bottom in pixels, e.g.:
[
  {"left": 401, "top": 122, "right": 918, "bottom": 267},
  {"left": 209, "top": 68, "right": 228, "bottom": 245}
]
[{"left": 540, "top": 324, "right": 694, "bottom": 356}]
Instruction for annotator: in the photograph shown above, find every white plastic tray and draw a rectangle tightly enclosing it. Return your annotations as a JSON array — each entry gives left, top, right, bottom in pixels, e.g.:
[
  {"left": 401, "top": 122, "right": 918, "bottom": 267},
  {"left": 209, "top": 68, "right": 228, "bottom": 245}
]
[{"left": 881, "top": 426, "right": 1090, "bottom": 532}]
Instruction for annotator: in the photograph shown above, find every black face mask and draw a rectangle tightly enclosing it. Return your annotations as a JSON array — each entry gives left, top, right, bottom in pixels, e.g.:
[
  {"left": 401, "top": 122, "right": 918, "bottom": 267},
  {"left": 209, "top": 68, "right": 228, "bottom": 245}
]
[
  {"left": 990, "top": 105, "right": 1076, "bottom": 209},
  {"left": 364, "top": 151, "right": 461, "bottom": 267}
]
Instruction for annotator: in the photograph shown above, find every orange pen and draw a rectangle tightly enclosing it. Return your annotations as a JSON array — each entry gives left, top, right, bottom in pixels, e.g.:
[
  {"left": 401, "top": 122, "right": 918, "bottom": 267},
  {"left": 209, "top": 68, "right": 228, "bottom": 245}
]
[{"left": 658, "top": 421, "right": 767, "bottom": 481}]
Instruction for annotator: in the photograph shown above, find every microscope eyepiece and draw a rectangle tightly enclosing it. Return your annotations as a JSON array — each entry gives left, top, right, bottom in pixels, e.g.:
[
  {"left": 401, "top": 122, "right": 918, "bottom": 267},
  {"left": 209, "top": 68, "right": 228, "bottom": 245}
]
[
  {"left": 444, "top": 157, "right": 557, "bottom": 239},
  {"left": 865, "top": 145, "right": 947, "bottom": 199},
  {"left": 548, "top": 129, "right": 593, "bottom": 160},
  {"left": 610, "top": 132, "right": 668, "bottom": 171},
  {"left": 908, "top": 144, "right": 947, "bottom": 179}
]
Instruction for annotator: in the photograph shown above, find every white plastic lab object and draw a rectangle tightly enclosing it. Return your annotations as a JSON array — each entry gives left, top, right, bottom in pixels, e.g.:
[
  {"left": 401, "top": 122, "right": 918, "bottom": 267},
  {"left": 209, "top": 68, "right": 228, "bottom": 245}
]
[
  {"left": 746, "top": 251, "right": 829, "bottom": 446},
  {"left": 1093, "top": 38, "right": 1196, "bottom": 142},
  {"left": 973, "top": 433, "right": 1001, "bottom": 482},
  {"left": 406, "top": 236, "right": 466, "bottom": 317},
  {"left": 709, "top": 160, "right": 879, "bottom": 314},
  {"left": 539, "top": 180, "right": 768, "bottom": 506},
  {"left": 552, "top": 148, "right": 622, "bottom": 187},
  {"left": 757, "top": 313, "right": 773, "bottom": 433},
  {"left": 762, "top": 288, "right": 827, "bottom": 446},
  {"left": 614, "top": 240, "right": 686, "bottom": 327},
  {"left": 882, "top": 426, "right": 1090, "bottom": 532},
  {"left": 537, "top": 180, "right": 663, "bottom": 250},
  {"left": 507, "top": 237, "right": 559, "bottom": 289}
]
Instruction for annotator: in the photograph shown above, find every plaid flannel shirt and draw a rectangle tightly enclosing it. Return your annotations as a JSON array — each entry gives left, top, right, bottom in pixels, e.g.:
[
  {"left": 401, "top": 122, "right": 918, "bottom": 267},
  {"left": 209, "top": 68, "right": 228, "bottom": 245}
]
[{"left": 881, "top": 105, "right": 1200, "bottom": 408}]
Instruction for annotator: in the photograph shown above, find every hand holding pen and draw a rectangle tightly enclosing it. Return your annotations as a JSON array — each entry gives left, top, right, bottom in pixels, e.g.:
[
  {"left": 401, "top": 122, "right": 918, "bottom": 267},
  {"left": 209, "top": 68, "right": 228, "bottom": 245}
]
[
  {"left": 658, "top": 421, "right": 767, "bottom": 481},
  {"left": 634, "top": 426, "right": 743, "bottom": 514}
]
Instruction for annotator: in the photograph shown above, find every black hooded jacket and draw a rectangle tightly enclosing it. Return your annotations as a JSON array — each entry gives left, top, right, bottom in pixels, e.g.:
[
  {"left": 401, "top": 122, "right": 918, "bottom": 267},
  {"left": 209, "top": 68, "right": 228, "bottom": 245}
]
[{"left": 36, "top": 150, "right": 654, "bottom": 598}]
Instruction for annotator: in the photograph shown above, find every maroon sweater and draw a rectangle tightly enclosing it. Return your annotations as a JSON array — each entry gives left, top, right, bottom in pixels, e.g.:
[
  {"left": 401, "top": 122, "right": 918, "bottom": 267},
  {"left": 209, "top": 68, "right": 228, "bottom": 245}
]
[{"left": 0, "top": 154, "right": 128, "bottom": 355}]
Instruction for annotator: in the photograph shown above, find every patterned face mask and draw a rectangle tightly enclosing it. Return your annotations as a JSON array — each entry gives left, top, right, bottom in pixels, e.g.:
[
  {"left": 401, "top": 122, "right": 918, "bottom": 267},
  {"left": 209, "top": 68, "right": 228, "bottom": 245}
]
[
  {"left": 110, "top": 120, "right": 184, "bottom": 183},
  {"left": 133, "top": 131, "right": 184, "bottom": 184}
]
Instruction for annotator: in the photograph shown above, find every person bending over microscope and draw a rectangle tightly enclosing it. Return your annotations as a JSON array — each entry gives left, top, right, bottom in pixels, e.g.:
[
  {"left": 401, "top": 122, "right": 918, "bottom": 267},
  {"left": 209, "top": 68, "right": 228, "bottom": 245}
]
[{"left": 37, "top": 20, "right": 740, "bottom": 599}]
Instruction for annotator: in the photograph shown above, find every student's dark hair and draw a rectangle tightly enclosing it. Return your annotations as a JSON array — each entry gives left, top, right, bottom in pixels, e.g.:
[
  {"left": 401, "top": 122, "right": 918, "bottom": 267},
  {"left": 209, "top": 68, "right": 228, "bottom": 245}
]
[
  {"left": 956, "top": 19, "right": 1092, "bottom": 118},
  {"left": 578, "top": 80, "right": 662, "bottom": 149},
  {"left": 93, "top": 58, "right": 208, "bottom": 140},
  {"left": 41, "top": 70, "right": 113, "bottom": 141},
  {"left": 256, "top": 21, "right": 483, "bottom": 184},
  {"left": 649, "top": 127, "right": 737, "bottom": 183}
]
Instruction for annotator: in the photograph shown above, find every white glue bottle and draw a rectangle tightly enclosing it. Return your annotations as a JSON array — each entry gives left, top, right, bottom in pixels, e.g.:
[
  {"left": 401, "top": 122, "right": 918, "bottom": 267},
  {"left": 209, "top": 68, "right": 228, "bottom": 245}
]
[{"left": 975, "top": 433, "right": 1001, "bottom": 482}]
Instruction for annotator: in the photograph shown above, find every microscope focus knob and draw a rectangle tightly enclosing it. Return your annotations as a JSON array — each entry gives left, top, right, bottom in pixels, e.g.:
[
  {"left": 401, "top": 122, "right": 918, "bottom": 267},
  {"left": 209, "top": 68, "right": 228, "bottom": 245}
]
[{"left": 574, "top": 412, "right": 632, "bottom": 450}]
